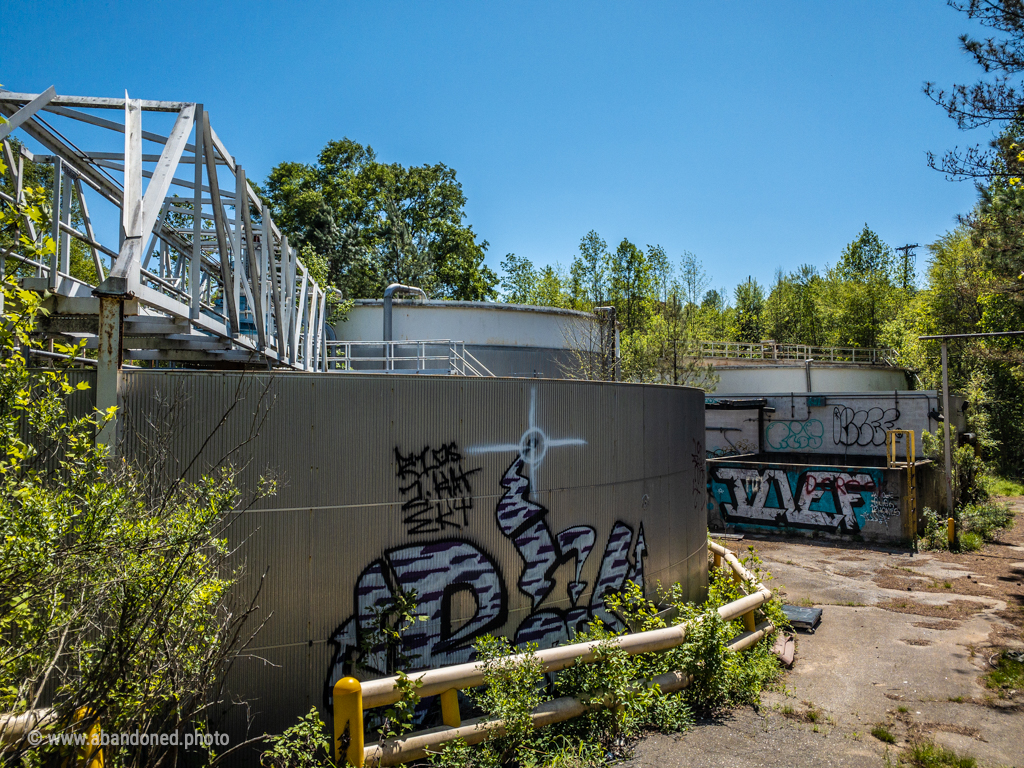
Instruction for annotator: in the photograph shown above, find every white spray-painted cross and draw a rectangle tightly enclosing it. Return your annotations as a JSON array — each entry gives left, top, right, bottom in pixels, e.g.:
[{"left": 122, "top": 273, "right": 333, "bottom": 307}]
[{"left": 467, "top": 386, "right": 586, "bottom": 498}]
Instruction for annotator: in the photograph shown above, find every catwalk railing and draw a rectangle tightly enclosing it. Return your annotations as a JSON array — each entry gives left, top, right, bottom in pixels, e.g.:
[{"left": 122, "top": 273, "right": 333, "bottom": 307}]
[
  {"left": 332, "top": 541, "right": 774, "bottom": 767},
  {"left": 324, "top": 340, "right": 495, "bottom": 376},
  {"left": 699, "top": 340, "right": 897, "bottom": 366},
  {"left": 0, "top": 88, "right": 325, "bottom": 370}
]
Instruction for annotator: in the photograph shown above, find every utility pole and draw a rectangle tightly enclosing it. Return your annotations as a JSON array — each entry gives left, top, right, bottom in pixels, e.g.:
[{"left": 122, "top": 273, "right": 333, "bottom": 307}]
[{"left": 895, "top": 244, "right": 919, "bottom": 291}]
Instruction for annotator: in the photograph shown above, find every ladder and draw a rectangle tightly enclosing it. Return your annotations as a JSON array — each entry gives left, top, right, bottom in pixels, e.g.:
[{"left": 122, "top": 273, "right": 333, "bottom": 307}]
[{"left": 886, "top": 429, "right": 917, "bottom": 550}]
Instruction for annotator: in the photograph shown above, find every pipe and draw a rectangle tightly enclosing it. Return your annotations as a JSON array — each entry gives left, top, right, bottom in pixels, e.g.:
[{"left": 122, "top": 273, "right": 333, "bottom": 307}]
[
  {"left": 361, "top": 541, "right": 770, "bottom": 710},
  {"left": 362, "top": 621, "right": 775, "bottom": 767},
  {"left": 382, "top": 284, "right": 426, "bottom": 343}
]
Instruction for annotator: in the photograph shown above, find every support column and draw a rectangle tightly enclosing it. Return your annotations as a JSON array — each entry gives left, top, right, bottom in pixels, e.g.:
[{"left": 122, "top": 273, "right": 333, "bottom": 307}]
[
  {"left": 941, "top": 341, "right": 955, "bottom": 534},
  {"left": 96, "top": 296, "right": 123, "bottom": 452}
]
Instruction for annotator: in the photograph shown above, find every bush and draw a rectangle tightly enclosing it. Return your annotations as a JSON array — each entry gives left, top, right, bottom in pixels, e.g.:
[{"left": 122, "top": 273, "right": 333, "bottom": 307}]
[
  {"left": 960, "top": 500, "right": 1014, "bottom": 541},
  {"left": 0, "top": 280, "right": 272, "bottom": 767},
  {"left": 428, "top": 548, "right": 786, "bottom": 767}
]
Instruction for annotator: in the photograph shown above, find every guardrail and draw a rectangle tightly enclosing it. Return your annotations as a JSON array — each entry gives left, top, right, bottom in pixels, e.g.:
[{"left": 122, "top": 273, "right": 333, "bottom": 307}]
[
  {"left": 324, "top": 340, "right": 495, "bottom": 377},
  {"left": 699, "top": 341, "right": 897, "bottom": 366},
  {"left": 0, "top": 708, "right": 102, "bottom": 767},
  {"left": 332, "top": 541, "right": 773, "bottom": 767}
]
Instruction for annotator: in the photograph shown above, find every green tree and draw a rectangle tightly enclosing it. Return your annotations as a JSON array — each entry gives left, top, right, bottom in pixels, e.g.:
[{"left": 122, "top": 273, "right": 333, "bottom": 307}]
[
  {"left": 570, "top": 230, "right": 610, "bottom": 308},
  {"left": 608, "top": 238, "right": 652, "bottom": 333},
  {"left": 732, "top": 277, "right": 765, "bottom": 342},
  {"left": 817, "top": 225, "right": 906, "bottom": 348},
  {"left": 499, "top": 252, "right": 537, "bottom": 304},
  {"left": 261, "top": 138, "right": 497, "bottom": 301}
]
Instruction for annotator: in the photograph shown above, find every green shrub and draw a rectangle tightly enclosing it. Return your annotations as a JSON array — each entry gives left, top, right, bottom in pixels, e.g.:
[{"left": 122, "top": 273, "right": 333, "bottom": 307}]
[
  {"left": 871, "top": 725, "right": 896, "bottom": 744},
  {"left": 920, "top": 507, "right": 949, "bottom": 551},
  {"left": 901, "top": 739, "right": 976, "bottom": 767},
  {"left": 426, "top": 545, "right": 787, "bottom": 766},
  {"left": 960, "top": 500, "right": 1014, "bottom": 541},
  {"left": 959, "top": 532, "right": 983, "bottom": 551},
  {"left": 260, "top": 708, "right": 335, "bottom": 768}
]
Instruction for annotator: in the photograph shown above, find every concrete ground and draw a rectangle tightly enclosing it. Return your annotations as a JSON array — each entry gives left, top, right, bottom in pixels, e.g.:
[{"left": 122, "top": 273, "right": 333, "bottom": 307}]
[{"left": 623, "top": 501, "right": 1024, "bottom": 768}]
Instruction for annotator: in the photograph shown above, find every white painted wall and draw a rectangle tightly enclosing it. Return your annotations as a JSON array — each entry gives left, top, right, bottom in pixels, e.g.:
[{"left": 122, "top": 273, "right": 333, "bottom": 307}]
[
  {"left": 335, "top": 300, "right": 597, "bottom": 350},
  {"left": 711, "top": 364, "right": 909, "bottom": 394},
  {"left": 704, "top": 391, "right": 965, "bottom": 459}
]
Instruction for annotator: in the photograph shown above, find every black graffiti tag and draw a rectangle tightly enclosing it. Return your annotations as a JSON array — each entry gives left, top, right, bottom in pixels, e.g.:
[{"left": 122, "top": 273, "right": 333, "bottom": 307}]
[
  {"left": 832, "top": 406, "right": 899, "bottom": 447},
  {"left": 396, "top": 443, "right": 482, "bottom": 534}
]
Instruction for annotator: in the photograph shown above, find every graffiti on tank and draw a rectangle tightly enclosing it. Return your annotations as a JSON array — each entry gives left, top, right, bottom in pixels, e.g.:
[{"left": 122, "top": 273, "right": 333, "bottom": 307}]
[
  {"left": 705, "top": 440, "right": 758, "bottom": 459},
  {"left": 707, "top": 465, "right": 885, "bottom": 533},
  {"left": 866, "top": 493, "right": 900, "bottom": 527},
  {"left": 396, "top": 443, "right": 482, "bottom": 534},
  {"left": 692, "top": 439, "right": 706, "bottom": 509},
  {"left": 466, "top": 385, "right": 586, "bottom": 498},
  {"left": 833, "top": 406, "right": 899, "bottom": 447},
  {"left": 765, "top": 419, "right": 824, "bottom": 451},
  {"left": 326, "top": 388, "right": 648, "bottom": 701}
]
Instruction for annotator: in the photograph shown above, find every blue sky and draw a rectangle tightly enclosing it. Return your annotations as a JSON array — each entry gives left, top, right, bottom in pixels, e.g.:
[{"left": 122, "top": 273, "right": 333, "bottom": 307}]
[{"left": 2, "top": 0, "right": 993, "bottom": 296}]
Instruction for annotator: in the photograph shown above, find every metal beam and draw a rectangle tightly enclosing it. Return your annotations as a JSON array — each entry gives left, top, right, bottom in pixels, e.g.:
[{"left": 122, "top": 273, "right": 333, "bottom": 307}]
[{"left": 0, "top": 85, "right": 56, "bottom": 141}]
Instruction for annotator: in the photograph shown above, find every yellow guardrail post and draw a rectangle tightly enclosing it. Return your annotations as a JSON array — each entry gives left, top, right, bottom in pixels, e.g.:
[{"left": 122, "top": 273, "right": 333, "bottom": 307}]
[
  {"left": 712, "top": 550, "right": 722, "bottom": 570},
  {"left": 439, "top": 689, "right": 461, "bottom": 728},
  {"left": 334, "top": 677, "right": 364, "bottom": 768},
  {"left": 73, "top": 708, "right": 102, "bottom": 768},
  {"left": 742, "top": 610, "right": 756, "bottom": 632},
  {"left": 948, "top": 517, "right": 955, "bottom": 548}
]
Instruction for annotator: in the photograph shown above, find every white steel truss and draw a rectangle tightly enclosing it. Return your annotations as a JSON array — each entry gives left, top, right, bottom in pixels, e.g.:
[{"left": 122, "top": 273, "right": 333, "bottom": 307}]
[{"left": 0, "top": 88, "right": 326, "bottom": 371}]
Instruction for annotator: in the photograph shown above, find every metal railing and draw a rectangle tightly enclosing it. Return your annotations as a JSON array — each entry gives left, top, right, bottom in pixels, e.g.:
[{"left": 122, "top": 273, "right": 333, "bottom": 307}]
[
  {"left": 699, "top": 340, "right": 898, "bottom": 366},
  {"left": 324, "top": 340, "right": 495, "bottom": 377},
  {"left": 332, "top": 541, "right": 774, "bottom": 767}
]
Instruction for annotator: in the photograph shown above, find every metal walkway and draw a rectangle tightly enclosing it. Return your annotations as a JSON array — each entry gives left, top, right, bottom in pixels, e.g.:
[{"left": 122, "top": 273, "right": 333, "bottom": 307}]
[{"left": 0, "top": 87, "right": 326, "bottom": 371}]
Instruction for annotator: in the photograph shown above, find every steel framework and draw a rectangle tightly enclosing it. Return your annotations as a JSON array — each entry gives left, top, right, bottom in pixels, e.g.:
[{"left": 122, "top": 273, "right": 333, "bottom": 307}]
[{"left": 0, "top": 87, "right": 326, "bottom": 374}]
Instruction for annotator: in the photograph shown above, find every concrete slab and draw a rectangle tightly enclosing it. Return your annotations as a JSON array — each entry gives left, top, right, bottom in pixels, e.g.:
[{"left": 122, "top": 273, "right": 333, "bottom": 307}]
[{"left": 623, "top": 507, "right": 1024, "bottom": 767}]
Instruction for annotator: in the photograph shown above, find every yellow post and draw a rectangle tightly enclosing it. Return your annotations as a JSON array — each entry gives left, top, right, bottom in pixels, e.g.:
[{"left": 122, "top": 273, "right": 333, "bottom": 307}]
[
  {"left": 713, "top": 551, "right": 722, "bottom": 570},
  {"left": 743, "top": 610, "right": 756, "bottom": 632},
  {"left": 947, "top": 517, "right": 956, "bottom": 548},
  {"left": 333, "top": 677, "right": 364, "bottom": 768},
  {"left": 74, "top": 709, "right": 103, "bottom": 768},
  {"left": 439, "top": 689, "right": 461, "bottom": 728}
]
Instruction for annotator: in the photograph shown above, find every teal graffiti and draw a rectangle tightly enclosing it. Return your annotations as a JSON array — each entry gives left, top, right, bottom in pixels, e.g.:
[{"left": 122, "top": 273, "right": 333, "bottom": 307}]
[{"left": 765, "top": 419, "right": 824, "bottom": 450}]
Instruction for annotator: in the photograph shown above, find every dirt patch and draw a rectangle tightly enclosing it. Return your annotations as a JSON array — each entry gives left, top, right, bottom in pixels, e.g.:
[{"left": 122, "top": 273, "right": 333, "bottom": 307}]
[
  {"left": 901, "top": 638, "right": 932, "bottom": 646},
  {"left": 916, "top": 721, "right": 986, "bottom": 741},
  {"left": 912, "top": 619, "right": 962, "bottom": 630},
  {"left": 872, "top": 571, "right": 1000, "bottom": 597},
  {"left": 835, "top": 569, "right": 871, "bottom": 578},
  {"left": 836, "top": 555, "right": 867, "bottom": 561},
  {"left": 929, "top": 498, "right": 1024, "bottom": 634},
  {"left": 876, "top": 597, "right": 992, "bottom": 620}
]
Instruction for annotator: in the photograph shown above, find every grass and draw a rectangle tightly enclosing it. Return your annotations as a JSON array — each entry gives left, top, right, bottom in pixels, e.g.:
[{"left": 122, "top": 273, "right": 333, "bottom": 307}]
[
  {"left": 981, "top": 474, "right": 1024, "bottom": 497},
  {"left": 959, "top": 532, "right": 983, "bottom": 552},
  {"left": 897, "top": 705, "right": 909, "bottom": 713},
  {"left": 985, "top": 651, "right": 1024, "bottom": 697},
  {"left": 872, "top": 725, "right": 896, "bottom": 744},
  {"left": 798, "top": 597, "right": 814, "bottom": 607},
  {"left": 947, "top": 695, "right": 965, "bottom": 703},
  {"left": 900, "top": 739, "right": 976, "bottom": 767}
]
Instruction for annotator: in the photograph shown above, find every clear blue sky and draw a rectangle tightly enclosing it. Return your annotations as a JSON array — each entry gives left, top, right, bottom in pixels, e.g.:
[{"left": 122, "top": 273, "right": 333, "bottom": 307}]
[{"left": 2, "top": 0, "right": 992, "bottom": 296}]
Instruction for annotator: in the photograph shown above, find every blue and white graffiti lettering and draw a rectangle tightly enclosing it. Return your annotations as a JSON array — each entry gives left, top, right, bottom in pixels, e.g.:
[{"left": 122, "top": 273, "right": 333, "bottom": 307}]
[{"left": 708, "top": 465, "right": 885, "bottom": 533}]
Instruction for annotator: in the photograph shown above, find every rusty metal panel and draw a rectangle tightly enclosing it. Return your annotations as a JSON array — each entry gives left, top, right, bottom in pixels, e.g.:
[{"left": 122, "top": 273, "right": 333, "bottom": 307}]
[{"left": 120, "top": 371, "right": 707, "bottom": 741}]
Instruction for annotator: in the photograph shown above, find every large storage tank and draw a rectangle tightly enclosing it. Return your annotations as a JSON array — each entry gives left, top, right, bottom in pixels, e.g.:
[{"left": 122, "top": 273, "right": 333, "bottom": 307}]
[
  {"left": 334, "top": 299, "right": 600, "bottom": 378},
  {"left": 119, "top": 371, "right": 707, "bottom": 740}
]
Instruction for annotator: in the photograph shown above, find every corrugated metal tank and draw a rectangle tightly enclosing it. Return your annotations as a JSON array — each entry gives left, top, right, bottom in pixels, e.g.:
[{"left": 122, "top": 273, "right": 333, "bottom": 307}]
[
  {"left": 118, "top": 371, "right": 707, "bottom": 741},
  {"left": 334, "top": 300, "right": 601, "bottom": 378}
]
